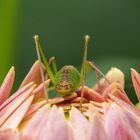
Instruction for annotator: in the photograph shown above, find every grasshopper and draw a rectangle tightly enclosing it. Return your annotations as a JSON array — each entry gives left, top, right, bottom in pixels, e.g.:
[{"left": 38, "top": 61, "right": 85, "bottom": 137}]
[{"left": 33, "top": 35, "right": 106, "bottom": 104}]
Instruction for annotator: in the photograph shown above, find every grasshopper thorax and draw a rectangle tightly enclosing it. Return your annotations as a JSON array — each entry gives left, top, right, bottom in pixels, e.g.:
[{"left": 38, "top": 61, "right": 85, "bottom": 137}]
[{"left": 54, "top": 65, "right": 80, "bottom": 95}]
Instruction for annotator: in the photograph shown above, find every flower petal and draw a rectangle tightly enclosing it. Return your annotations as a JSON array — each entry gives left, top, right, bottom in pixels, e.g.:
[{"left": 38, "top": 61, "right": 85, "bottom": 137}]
[
  {"left": 1, "top": 95, "right": 34, "bottom": 131},
  {"left": 109, "top": 94, "right": 140, "bottom": 117},
  {"left": 103, "top": 82, "right": 132, "bottom": 104},
  {"left": 77, "top": 86, "right": 104, "bottom": 102},
  {"left": 39, "top": 106, "right": 70, "bottom": 140},
  {"left": 22, "top": 105, "right": 50, "bottom": 140},
  {"left": 24, "top": 100, "right": 46, "bottom": 118},
  {"left": 0, "top": 82, "right": 34, "bottom": 113},
  {"left": 0, "top": 87, "right": 35, "bottom": 128},
  {"left": 88, "top": 105, "right": 107, "bottom": 140},
  {"left": 0, "top": 67, "right": 15, "bottom": 105},
  {"left": 122, "top": 107, "right": 140, "bottom": 139},
  {"left": 131, "top": 68, "right": 140, "bottom": 102},
  {"left": 32, "top": 79, "right": 50, "bottom": 100},
  {"left": 18, "top": 100, "right": 47, "bottom": 130},
  {"left": 0, "top": 129, "right": 20, "bottom": 140},
  {"left": 94, "top": 67, "right": 124, "bottom": 94},
  {"left": 22, "top": 105, "right": 69, "bottom": 140},
  {"left": 70, "top": 107, "right": 89, "bottom": 140},
  {"left": 19, "top": 60, "right": 45, "bottom": 88},
  {"left": 105, "top": 103, "right": 132, "bottom": 140},
  {"left": 136, "top": 102, "right": 140, "bottom": 111}
]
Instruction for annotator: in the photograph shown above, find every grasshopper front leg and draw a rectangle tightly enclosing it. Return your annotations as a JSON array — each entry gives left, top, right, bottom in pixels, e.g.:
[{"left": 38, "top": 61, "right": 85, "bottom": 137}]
[
  {"left": 49, "top": 56, "right": 58, "bottom": 75},
  {"left": 34, "top": 35, "right": 58, "bottom": 100},
  {"left": 33, "top": 35, "right": 55, "bottom": 85},
  {"left": 47, "top": 57, "right": 58, "bottom": 92}
]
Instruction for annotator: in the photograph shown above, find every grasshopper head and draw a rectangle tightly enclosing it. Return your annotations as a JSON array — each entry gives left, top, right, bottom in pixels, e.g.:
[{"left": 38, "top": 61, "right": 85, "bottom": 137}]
[{"left": 55, "top": 81, "right": 72, "bottom": 95}]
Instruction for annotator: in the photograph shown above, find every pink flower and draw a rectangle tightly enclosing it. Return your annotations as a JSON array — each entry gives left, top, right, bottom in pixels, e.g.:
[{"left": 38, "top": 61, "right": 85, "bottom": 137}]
[{"left": 0, "top": 61, "right": 140, "bottom": 140}]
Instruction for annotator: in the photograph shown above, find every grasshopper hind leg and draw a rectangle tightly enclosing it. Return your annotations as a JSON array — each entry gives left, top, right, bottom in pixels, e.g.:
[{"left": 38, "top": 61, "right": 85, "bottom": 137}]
[{"left": 87, "top": 61, "right": 110, "bottom": 85}]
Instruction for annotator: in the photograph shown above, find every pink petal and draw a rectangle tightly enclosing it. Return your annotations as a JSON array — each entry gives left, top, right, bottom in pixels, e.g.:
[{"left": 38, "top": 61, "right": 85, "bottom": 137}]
[
  {"left": 110, "top": 88, "right": 132, "bottom": 104},
  {"left": 22, "top": 105, "right": 50, "bottom": 140},
  {"left": 24, "top": 100, "right": 46, "bottom": 118},
  {"left": 105, "top": 103, "right": 132, "bottom": 140},
  {"left": 106, "top": 99, "right": 140, "bottom": 139},
  {"left": 109, "top": 94, "right": 140, "bottom": 117},
  {"left": 87, "top": 103, "right": 104, "bottom": 116},
  {"left": 1, "top": 95, "right": 34, "bottom": 131},
  {"left": 77, "top": 86, "right": 104, "bottom": 102},
  {"left": 32, "top": 79, "right": 50, "bottom": 100},
  {"left": 39, "top": 106, "right": 69, "bottom": 140},
  {"left": 0, "top": 129, "right": 20, "bottom": 140},
  {"left": 103, "top": 82, "right": 132, "bottom": 104},
  {"left": 22, "top": 106, "right": 69, "bottom": 140},
  {"left": 0, "top": 67, "right": 15, "bottom": 105},
  {"left": 0, "top": 87, "right": 35, "bottom": 128},
  {"left": 88, "top": 105, "right": 107, "bottom": 140},
  {"left": 70, "top": 107, "right": 89, "bottom": 140},
  {"left": 122, "top": 108, "right": 140, "bottom": 139},
  {"left": 131, "top": 68, "right": 140, "bottom": 102},
  {"left": 102, "top": 102, "right": 111, "bottom": 117},
  {"left": 19, "top": 60, "right": 45, "bottom": 88},
  {"left": 103, "top": 82, "right": 124, "bottom": 96},
  {"left": 94, "top": 67, "right": 124, "bottom": 94},
  {"left": 0, "top": 82, "right": 34, "bottom": 112},
  {"left": 108, "top": 95, "right": 140, "bottom": 138},
  {"left": 123, "top": 110, "right": 140, "bottom": 140}
]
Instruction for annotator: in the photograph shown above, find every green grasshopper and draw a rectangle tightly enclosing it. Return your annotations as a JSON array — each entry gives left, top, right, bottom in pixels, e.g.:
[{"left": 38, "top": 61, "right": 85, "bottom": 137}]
[{"left": 33, "top": 35, "right": 105, "bottom": 103}]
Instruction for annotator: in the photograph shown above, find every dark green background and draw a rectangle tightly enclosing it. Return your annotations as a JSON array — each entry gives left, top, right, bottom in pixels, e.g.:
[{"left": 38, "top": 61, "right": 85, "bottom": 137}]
[{"left": 0, "top": 0, "right": 140, "bottom": 103}]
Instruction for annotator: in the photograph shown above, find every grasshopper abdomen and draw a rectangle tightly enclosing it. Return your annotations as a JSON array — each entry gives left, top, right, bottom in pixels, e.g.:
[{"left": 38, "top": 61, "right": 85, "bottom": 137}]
[{"left": 54, "top": 65, "right": 80, "bottom": 95}]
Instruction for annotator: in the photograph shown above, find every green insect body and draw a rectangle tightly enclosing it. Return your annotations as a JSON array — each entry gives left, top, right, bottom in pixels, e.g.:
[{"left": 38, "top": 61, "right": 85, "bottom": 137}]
[
  {"left": 54, "top": 65, "right": 80, "bottom": 95},
  {"left": 34, "top": 35, "right": 90, "bottom": 98}
]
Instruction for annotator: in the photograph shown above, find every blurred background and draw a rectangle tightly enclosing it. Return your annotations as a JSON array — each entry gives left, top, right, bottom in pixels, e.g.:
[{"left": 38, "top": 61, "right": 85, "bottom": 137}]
[{"left": 0, "top": 0, "right": 140, "bottom": 103}]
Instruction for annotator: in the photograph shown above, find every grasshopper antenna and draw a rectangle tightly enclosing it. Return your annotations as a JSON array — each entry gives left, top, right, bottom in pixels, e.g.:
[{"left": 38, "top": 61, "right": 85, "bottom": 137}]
[
  {"left": 33, "top": 35, "right": 49, "bottom": 102},
  {"left": 80, "top": 35, "right": 90, "bottom": 111}
]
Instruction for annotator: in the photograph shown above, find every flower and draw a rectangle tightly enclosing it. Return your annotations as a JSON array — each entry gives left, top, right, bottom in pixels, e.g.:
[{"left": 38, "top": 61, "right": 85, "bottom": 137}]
[{"left": 0, "top": 61, "right": 140, "bottom": 140}]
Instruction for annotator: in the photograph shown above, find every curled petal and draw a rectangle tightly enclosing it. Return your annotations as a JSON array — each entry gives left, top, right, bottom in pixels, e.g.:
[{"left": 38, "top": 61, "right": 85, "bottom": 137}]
[
  {"left": 0, "top": 67, "right": 15, "bottom": 105},
  {"left": 77, "top": 86, "right": 104, "bottom": 102},
  {"left": 103, "top": 82, "right": 132, "bottom": 104},
  {"left": 110, "top": 88, "right": 132, "bottom": 104},
  {"left": 103, "top": 82, "right": 125, "bottom": 97},
  {"left": 131, "top": 68, "right": 140, "bottom": 102},
  {"left": 94, "top": 67, "right": 124, "bottom": 94}
]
